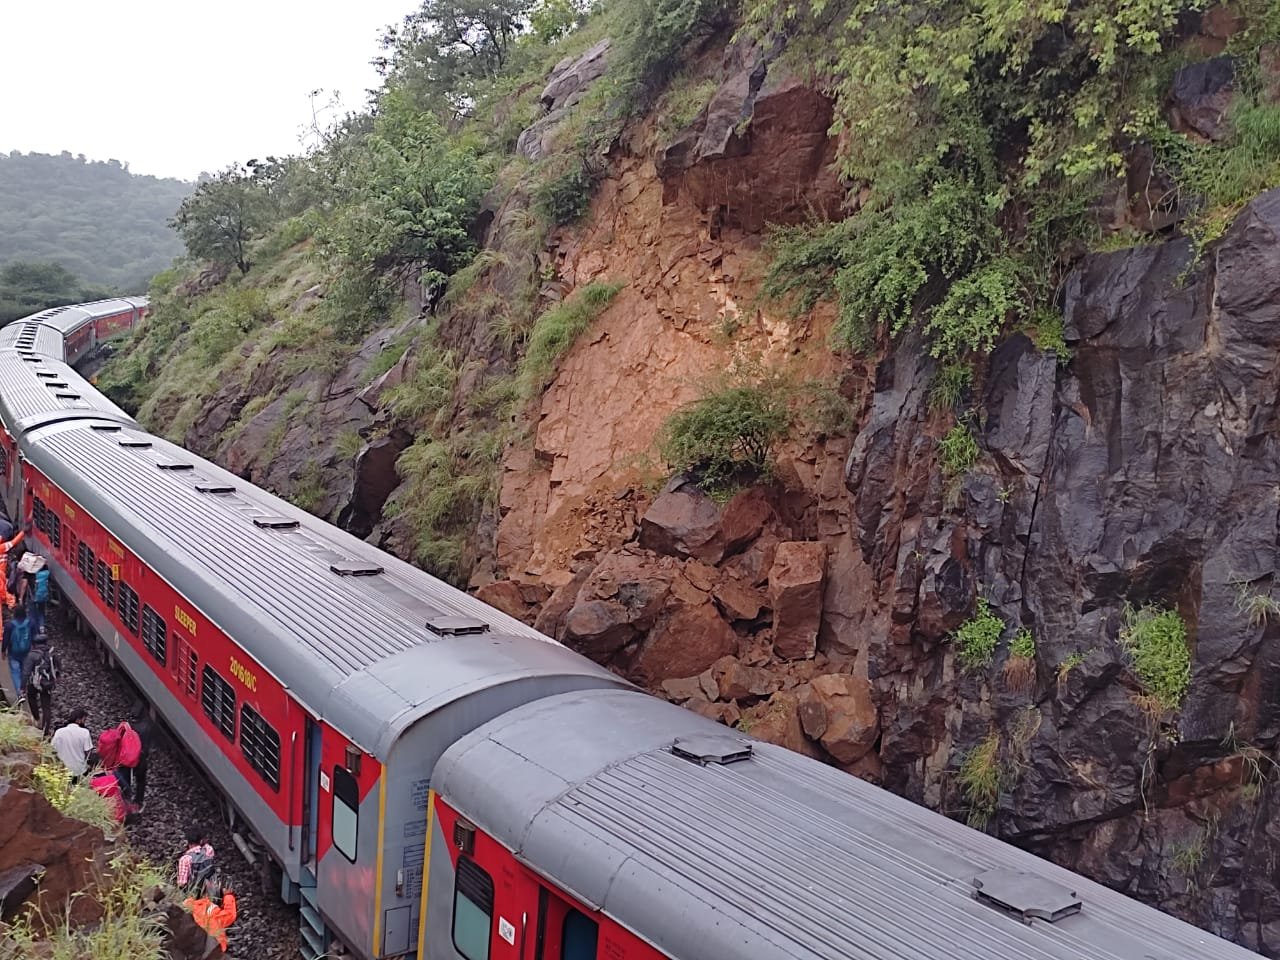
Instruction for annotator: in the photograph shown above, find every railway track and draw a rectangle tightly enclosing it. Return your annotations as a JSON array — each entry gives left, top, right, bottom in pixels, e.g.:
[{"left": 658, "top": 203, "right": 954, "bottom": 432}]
[{"left": 46, "top": 598, "right": 299, "bottom": 960}]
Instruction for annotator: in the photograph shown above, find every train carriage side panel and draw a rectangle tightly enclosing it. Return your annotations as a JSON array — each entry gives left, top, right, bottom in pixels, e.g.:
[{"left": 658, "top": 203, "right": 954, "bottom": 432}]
[
  {"left": 93, "top": 308, "right": 135, "bottom": 342},
  {"left": 22, "top": 449, "right": 300, "bottom": 874},
  {"left": 62, "top": 322, "right": 96, "bottom": 366}
]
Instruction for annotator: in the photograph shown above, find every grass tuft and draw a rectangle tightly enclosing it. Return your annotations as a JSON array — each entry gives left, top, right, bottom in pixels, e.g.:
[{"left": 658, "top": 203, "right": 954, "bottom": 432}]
[
  {"left": 1118, "top": 604, "right": 1192, "bottom": 711},
  {"left": 959, "top": 733, "right": 1002, "bottom": 829},
  {"left": 952, "top": 598, "right": 1004, "bottom": 671}
]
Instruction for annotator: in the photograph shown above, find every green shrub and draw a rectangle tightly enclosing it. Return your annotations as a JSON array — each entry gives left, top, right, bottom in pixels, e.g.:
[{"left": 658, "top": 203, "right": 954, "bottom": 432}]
[
  {"left": 1010, "top": 628, "right": 1035, "bottom": 660},
  {"left": 937, "top": 423, "right": 979, "bottom": 476},
  {"left": 519, "top": 281, "right": 623, "bottom": 396},
  {"left": 1003, "top": 627, "right": 1036, "bottom": 691},
  {"left": 655, "top": 73, "right": 720, "bottom": 140},
  {"left": 385, "top": 347, "right": 460, "bottom": 425},
  {"left": 959, "top": 734, "right": 1001, "bottom": 828},
  {"left": 361, "top": 334, "right": 413, "bottom": 386},
  {"left": 952, "top": 598, "right": 1003, "bottom": 670},
  {"left": 658, "top": 375, "right": 790, "bottom": 496},
  {"left": 393, "top": 431, "right": 503, "bottom": 583},
  {"left": 929, "top": 362, "right": 972, "bottom": 411},
  {"left": 190, "top": 287, "right": 273, "bottom": 363},
  {"left": 535, "top": 161, "right": 598, "bottom": 226},
  {"left": 1119, "top": 604, "right": 1192, "bottom": 711},
  {"left": 5, "top": 850, "right": 167, "bottom": 959}
]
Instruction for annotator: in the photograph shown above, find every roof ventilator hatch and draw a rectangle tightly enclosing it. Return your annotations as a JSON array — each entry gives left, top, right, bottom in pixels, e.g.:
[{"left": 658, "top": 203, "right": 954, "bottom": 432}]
[
  {"left": 55, "top": 392, "right": 81, "bottom": 401},
  {"left": 156, "top": 460, "right": 194, "bottom": 471},
  {"left": 118, "top": 438, "right": 152, "bottom": 448},
  {"left": 424, "top": 616, "right": 489, "bottom": 637},
  {"left": 35, "top": 371, "right": 58, "bottom": 379},
  {"left": 195, "top": 482, "right": 235, "bottom": 494},
  {"left": 91, "top": 424, "right": 122, "bottom": 432},
  {"left": 972, "top": 869, "right": 1082, "bottom": 924},
  {"left": 331, "top": 560, "right": 384, "bottom": 577},
  {"left": 671, "top": 734, "right": 753, "bottom": 766},
  {"left": 253, "top": 515, "right": 300, "bottom": 530}
]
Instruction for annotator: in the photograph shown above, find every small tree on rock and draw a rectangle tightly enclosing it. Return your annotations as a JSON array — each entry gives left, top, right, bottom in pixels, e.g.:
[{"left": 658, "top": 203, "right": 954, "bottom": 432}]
[{"left": 170, "top": 165, "right": 270, "bottom": 275}]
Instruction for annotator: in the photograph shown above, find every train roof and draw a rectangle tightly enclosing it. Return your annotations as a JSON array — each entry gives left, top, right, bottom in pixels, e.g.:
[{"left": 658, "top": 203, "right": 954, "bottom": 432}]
[
  {"left": 0, "top": 350, "right": 135, "bottom": 434},
  {"left": 434, "top": 688, "right": 1260, "bottom": 960},
  {"left": 0, "top": 319, "right": 69, "bottom": 360},
  {"left": 23, "top": 419, "right": 623, "bottom": 758},
  {"left": 18, "top": 303, "right": 92, "bottom": 335},
  {"left": 19, "top": 298, "right": 136, "bottom": 336}
]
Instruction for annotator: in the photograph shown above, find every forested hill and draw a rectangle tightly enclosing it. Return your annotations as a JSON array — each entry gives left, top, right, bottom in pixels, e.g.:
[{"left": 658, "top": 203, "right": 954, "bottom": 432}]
[{"left": 0, "top": 151, "right": 190, "bottom": 291}]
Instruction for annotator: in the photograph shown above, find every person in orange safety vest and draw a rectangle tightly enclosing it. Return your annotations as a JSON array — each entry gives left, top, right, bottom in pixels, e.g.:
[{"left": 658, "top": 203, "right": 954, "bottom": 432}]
[
  {"left": 0, "top": 530, "right": 25, "bottom": 608},
  {"left": 184, "top": 879, "right": 237, "bottom": 955}
]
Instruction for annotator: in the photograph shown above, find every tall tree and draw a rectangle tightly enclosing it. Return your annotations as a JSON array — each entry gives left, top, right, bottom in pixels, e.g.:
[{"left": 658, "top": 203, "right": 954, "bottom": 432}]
[
  {"left": 376, "top": 0, "right": 536, "bottom": 117},
  {"left": 170, "top": 165, "right": 270, "bottom": 275}
]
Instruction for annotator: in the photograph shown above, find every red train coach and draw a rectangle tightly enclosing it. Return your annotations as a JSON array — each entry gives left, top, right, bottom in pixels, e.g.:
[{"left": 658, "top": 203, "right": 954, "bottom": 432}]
[{"left": 16, "top": 418, "right": 627, "bottom": 959}]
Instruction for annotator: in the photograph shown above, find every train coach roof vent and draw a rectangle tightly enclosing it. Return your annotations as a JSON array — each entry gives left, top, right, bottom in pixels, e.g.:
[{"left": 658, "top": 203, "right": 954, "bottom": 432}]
[
  {"left": 671, "top": 734, "right": 753, "bottom": 767},
  {"left": 118, "top": 438, "right": 152, "bottom": 448},
  {"left": 44, "top": 381, "right": 68, "bottom": 389},
  {"left": 330, "top": 560, "right": 384, "bottom": 577},
  {"left": 424, "top": 615, "right": 489, "bottom": 637},
  {"left": 972, "top": 870, "right": 1082, "bottom": 924},
  {"left": 35, "top": 372, "right": 58, "bottom": 379},
  {"left": 55, "top": 392, "right": 81, "bottom": 400},
  {"left": 90, "top": 424, "right": 122, "bottom": 432},
  {"left": 196, "top": 482, "right": 236, "bottom": 494},
  {"left": 253, "top": 515, "right": 300, "bottom": 530},
  {"left": 156, "top": 460, "right": 194, "bottom": 471}
]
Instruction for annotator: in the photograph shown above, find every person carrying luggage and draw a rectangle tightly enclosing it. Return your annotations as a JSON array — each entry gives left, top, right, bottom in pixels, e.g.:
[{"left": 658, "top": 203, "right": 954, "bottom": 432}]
[
  {"left": 177, "top": 826, "right": 217, "bottom": 891},
  {"left": 22, "top": 632, "right": 59, "bottom": 734}
]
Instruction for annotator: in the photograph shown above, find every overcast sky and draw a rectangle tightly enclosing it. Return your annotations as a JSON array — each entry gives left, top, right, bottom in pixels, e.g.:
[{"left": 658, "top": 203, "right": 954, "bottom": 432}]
[{"left": 1, "top": 0, "right": 416, "bottom": 182}]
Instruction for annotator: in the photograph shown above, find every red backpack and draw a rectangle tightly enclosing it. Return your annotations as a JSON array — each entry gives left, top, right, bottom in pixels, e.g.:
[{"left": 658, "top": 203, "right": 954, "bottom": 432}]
[
  {"left": 89, "top": 772, "right": 126, "bottom": 823},
  {"left": 117, "top": 722, "right": 142, "bottom": 768},
  {"left": 97, "top": 727, "right": 122, "bottom": 769}
]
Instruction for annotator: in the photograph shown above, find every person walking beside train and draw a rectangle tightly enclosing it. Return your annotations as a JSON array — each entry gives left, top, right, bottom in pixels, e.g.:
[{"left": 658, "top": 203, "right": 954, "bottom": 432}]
[
  {"left": 22, "top": 632, "right": 59, "bottom": 735},
  {"left": 125, "top": 704, "right": 154, "bottom": 809},
  {"left": 52, "top": 708, "right": 94, "bottom": 780},
  {"left": 1, "top": 603, "right": 33, "bottom": 695},
  {"left": 30, "top": 559, "right": 50, "bottom": 637},
  {"left": 177, "top": 826, "right": 217, "bottom": 891},
  {"left": 0, "top": 529, "right": 25, "bottom": 608}
]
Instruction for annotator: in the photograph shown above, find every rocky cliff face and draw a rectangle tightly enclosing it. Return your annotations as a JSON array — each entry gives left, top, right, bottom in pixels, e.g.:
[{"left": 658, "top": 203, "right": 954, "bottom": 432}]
[
  {"left": 137, "top": 24, "right": 1280, "bottom": 954},
  {"left": 521, "top": 192, "right": 1280, "bottom": 953}
]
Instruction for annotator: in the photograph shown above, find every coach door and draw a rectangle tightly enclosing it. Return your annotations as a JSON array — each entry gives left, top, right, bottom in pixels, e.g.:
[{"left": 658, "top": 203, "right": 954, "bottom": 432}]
[
  {"left": 534, "top": 885, "right": 599, "bottom": 960},
  {"left": 301, "top": 718, "right": 322, "bottom": 871}
]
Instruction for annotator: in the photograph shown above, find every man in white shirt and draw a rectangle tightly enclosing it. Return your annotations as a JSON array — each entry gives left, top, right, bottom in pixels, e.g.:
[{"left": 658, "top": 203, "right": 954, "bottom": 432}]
[{"left": 51, "top": 707, "right": 94, "bottom": 779}]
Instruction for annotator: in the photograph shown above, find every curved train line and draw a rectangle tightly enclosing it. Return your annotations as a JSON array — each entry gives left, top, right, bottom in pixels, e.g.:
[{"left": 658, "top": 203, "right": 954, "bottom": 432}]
[{"left": 0, "top": 299, "right": 1257, "bottom": 960}]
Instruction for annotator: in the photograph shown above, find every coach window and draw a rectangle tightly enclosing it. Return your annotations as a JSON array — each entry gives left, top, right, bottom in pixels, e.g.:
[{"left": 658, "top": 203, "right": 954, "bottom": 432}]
[
  {"left": 96, "top": 560, "right": 116, "bottom": 610},
  {"left": 118, "top": 583, "right": 139, "bottom": 635},
  {"left": 200, "top": 665, "right": 236, "bottom": 741},
  {"left": 77, "top": 544, "right": 94, "bottom": 583},
  {"left": 331, "top": 765, "right": 360, "bottom": 863},
  {"left": 140, "top": 605, "right": 166, "bottom": 667},
  {"left": 452, "top": 856, "right": 494, "bottom": 960},
  {"left": 239, "top": 705, "right": 280, "bottom": 790},
  {"left": 562, "top": 910, "right": 598, "bottom": 960}
]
